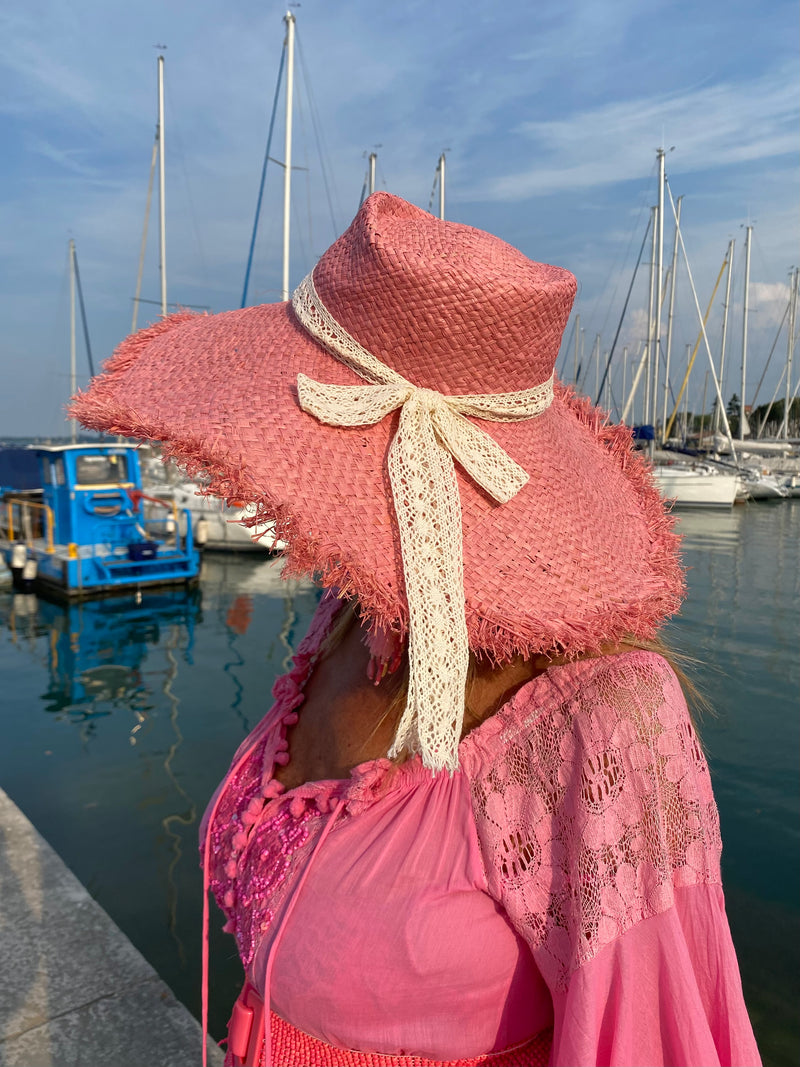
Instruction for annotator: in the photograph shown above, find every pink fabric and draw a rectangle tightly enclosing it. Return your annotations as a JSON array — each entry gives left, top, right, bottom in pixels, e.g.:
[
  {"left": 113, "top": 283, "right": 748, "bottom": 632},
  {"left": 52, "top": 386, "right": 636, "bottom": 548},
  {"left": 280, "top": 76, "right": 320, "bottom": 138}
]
[
  {"left": 552, "top": 884, "right": 759, "bottom": 1067},
  {"left": 202, "top": 595, "right": 760, "bottom": 1066}
]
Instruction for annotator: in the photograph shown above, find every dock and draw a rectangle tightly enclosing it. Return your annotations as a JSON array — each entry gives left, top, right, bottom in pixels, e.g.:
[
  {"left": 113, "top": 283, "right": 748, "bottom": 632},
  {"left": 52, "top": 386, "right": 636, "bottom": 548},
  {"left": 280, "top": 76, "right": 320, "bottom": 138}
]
[{"left": 0, "top": 787, "right": 223, "bottom": 1067}]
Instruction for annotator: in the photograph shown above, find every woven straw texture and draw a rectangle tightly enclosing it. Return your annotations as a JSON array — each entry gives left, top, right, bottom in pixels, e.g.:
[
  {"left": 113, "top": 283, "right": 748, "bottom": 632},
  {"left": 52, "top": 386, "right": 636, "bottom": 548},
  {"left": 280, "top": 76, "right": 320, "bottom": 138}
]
[
  {"left": 70, "top": 192, "right": 684, "bottom": 664},
  {"left": 227, "top": 1011, "right": 551, "bottom": 1067}
]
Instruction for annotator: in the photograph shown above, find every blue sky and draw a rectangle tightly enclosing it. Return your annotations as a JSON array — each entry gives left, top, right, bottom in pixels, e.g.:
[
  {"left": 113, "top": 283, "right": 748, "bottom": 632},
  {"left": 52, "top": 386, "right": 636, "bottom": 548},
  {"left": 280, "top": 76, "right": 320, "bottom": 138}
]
[{"left": 1, "top": 0, "right": 797, "bottom": 437}]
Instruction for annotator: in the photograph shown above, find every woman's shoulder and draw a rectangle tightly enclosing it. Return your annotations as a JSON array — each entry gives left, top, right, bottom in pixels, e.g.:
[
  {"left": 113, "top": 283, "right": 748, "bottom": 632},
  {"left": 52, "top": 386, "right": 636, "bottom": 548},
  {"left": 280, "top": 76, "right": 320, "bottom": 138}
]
[{"left": 460, "top": 647, "right": 690, "bottom": 774}]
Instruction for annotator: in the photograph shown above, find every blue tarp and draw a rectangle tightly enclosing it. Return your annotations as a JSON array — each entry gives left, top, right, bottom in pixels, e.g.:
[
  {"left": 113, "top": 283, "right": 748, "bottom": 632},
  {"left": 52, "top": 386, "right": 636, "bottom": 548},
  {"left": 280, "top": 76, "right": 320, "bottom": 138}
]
[{"left": 0, "top": 448, "right": 41, "bottom": 492}]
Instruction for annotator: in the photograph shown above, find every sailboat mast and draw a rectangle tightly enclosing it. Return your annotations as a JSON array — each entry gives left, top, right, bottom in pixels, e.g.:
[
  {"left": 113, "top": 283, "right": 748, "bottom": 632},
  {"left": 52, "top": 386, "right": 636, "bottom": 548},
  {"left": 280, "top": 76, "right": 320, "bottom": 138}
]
[
  {"left": 157, "top": 54, "right": 167, "bottom": 318},
  {"left": 438, "top": 153, "right": 446, "bottom": 220},
  {"left": 661, "top": 194, "right": 682, "bottom": 439},
  {"left": 699, "top": 370, "right": 709, "bottom": 447},
  {"left": 740, "top": 224, "right": 752, "bottom": 441},
  {"left": 576, "top": 311, "right": 584, "bottom": 384},
  {"left": 653, "top": 149, "right": 665, "bottom": 441},
  {"left": 715, "top": 238, "right": 735, "bottom": 435},
  {"left": 282, "top": 11, "right": 296, "bottom": 302},
  {"left": 644, "top": 206, "right": 657, "bottom": 425},
  {"left": 368, "top": 152, "right": 377, "bottom": 196},
  {"left": 783, "top": 267, "right": 798, "bottom": 440},
  {"left": 621, "top": 346, "right": 628, "bottom": 419},
  {"left": 69, "top": 239, "right": 77, "bottom": 444}
]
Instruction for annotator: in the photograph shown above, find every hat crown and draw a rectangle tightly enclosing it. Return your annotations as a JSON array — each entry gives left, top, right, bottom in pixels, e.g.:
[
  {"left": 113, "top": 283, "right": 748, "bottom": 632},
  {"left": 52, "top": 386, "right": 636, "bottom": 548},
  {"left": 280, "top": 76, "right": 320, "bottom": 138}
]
[{"left": 313, "top": 193, "right": 577, "bottom": 395}]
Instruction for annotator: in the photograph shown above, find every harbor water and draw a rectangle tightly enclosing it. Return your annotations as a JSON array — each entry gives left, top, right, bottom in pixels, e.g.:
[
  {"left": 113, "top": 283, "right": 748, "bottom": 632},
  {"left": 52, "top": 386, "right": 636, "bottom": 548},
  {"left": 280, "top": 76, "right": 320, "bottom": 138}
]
[{"left": 0, "top": 503, "right": 798, "bottom": 1066}]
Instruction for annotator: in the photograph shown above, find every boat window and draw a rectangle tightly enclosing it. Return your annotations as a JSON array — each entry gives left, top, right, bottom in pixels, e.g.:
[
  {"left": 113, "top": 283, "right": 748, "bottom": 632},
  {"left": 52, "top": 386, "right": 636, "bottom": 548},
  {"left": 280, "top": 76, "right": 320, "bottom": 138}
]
[
  {"left": 48, "top": 457, "right": 65, "bottom": 487},
  {"left": 75, "top": 453, "right": 129, "bottom": 486}
]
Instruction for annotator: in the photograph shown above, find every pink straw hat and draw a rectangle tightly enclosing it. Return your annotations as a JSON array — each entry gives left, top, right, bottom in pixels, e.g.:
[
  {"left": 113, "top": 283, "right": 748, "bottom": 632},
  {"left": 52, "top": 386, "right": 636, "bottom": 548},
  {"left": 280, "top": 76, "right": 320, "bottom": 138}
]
[{"left": 71, "top": 192, "right": 683, "bottom": 764}]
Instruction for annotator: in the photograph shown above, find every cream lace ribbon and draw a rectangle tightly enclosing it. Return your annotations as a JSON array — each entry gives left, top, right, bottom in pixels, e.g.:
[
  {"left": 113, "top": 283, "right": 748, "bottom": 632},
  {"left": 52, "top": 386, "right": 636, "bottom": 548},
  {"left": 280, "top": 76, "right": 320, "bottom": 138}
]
[{"left": 291, "top": 271, "right": 554, "bottom": 772}]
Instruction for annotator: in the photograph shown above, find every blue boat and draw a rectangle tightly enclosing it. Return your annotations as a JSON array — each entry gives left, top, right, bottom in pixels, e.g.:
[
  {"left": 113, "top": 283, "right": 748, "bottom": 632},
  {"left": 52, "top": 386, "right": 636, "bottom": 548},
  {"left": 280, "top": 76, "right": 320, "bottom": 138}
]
[{"left": 0, "top": 443, "right": 200, "bottom": 599}]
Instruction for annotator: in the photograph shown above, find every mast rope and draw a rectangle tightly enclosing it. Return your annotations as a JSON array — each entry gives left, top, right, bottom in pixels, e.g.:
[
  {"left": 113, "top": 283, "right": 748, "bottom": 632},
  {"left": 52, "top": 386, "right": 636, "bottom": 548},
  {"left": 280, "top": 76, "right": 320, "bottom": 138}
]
[
  {"left": 296, "top": 31, "right": 340, "bottom": 239},
  {"left": 241, "top": 43, "right": 286, "bottom": 308},
  {"left": 72, "top": 247, "right": 95, "bottom": 378}
]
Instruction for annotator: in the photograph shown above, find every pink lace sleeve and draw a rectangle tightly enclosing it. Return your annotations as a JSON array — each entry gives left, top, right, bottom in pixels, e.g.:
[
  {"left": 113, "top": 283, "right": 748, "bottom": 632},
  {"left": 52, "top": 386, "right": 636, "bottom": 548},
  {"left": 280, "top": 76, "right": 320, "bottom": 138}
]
[{"left": 469, "top": 651, "right": 723, "bottom": 993}]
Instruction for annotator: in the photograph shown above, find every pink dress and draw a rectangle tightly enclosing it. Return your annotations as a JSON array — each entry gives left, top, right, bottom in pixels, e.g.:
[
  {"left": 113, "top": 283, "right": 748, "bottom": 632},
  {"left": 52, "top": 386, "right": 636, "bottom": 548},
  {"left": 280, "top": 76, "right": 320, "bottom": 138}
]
[{"left": 202, "top": 593, "right": 760, "bottom": 1067}]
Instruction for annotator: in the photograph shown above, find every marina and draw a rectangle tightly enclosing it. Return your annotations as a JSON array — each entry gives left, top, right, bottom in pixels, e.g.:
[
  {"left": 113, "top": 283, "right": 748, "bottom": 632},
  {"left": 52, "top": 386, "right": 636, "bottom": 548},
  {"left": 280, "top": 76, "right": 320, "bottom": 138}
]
[
  {"left": 0, "top": 503, "right": 797, "bottom": 1065},
  {"left": 0, "top": 8, "right": 796, "bottom": 1064}
]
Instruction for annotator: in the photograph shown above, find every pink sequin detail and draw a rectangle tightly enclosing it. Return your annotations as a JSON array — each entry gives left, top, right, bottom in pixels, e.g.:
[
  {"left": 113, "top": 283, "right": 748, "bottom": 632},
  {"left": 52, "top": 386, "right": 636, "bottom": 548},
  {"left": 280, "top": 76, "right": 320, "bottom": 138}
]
[
  {"left": 201, "top": 592, "right": 343, "bottom": 945},
  {"left": 235, "top": 803, "right": 320, "bottom": 965}
]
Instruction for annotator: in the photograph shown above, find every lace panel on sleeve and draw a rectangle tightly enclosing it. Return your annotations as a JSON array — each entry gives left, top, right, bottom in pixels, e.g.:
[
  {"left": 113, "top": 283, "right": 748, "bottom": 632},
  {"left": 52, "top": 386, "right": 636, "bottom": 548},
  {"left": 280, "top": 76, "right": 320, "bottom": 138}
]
[{"left": 470, "top": 652, "right": 722, "bottom": 991}]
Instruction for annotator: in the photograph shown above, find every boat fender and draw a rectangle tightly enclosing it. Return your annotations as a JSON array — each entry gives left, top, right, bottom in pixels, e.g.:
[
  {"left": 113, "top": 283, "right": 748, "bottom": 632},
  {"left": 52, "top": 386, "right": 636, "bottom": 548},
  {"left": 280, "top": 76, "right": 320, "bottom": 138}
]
[
  {"left": 10, "top": 543, "right": 27, "bottom": 570},
  {"left": 195, "top": 518, "right": 209, "bottom": 547}
]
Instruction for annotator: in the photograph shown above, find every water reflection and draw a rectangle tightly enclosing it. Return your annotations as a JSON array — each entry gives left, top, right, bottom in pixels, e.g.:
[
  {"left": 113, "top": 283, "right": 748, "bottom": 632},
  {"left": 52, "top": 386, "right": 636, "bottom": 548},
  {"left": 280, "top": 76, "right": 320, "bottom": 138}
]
[
  {"left": 674, "top": 506, "right": 742, "bottom": 549},
  {"left": 1, "top": 589, "right": 202, "bottom": 741},
  {"left": 0, "top": 554, "right": 321, "bottom": 1040},
  {"left": 0, "top": 585, "right": 208, "bottom": 963}
]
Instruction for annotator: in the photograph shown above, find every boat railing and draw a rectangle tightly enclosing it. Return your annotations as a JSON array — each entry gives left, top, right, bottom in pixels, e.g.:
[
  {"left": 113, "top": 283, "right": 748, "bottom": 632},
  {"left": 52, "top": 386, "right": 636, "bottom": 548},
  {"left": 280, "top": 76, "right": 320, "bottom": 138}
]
[
  {"left": 84, "top": 505, "right": 195, "bottom": 565},
  {"left": 1, "top": 496, "right": 56, "bottom": 554},
  {"left": 135, "top": 506, "right": 195, "bottom": 556}
]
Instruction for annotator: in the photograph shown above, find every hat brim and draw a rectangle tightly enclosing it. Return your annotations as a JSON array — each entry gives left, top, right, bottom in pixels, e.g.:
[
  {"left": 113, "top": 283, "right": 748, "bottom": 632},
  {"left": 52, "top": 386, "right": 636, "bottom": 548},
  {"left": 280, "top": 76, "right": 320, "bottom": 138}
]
[{"left": 71, "top": 302, "right": 683, "bottom": 661}]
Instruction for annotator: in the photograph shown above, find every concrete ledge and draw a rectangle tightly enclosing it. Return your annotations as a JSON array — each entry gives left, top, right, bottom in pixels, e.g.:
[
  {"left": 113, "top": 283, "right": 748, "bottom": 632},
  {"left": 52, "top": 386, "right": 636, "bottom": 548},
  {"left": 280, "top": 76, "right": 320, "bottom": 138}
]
[{"left": 0, "top": 787, "right": 223, "bottom": 1066}]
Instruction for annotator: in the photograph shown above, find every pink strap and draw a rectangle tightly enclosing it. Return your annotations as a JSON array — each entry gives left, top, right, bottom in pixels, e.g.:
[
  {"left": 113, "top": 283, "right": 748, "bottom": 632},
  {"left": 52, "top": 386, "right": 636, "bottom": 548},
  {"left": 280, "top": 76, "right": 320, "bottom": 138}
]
[
  {"left": 202, "top": 735, "right": 272, "bottom": 1067},
  {"left": 261, "top": 798, "right": 347, "bottom": 1067}
]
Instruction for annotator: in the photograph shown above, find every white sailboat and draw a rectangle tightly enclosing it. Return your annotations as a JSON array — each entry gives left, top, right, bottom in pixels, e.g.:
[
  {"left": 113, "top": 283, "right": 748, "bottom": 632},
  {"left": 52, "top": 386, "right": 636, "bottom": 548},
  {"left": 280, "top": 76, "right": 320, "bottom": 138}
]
[
  {"left": 724, "top": 226, "right": 792, "bottom": 501},
  {"left": 651, "top": 461, "right": 739, "bottom": 508},
  {"left": 144, "top": 478, "right": 286, "bottom": 551},
  {"left": 637, "top": 151, "right": 738, "bottom": 508}
]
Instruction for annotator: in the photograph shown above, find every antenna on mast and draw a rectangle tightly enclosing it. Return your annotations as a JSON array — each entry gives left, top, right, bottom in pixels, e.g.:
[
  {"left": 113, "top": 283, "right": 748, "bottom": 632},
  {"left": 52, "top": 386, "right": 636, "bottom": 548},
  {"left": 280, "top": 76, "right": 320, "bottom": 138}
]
[{"left": 428, "top": 150, "right": 450, "bottom": 220}]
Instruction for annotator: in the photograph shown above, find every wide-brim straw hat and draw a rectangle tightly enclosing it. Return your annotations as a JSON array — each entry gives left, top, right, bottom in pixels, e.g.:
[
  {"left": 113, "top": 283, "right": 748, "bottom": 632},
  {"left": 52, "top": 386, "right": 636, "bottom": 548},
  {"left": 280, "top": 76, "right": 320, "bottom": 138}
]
[{"left": 71, "top": 192, "right": 683, "bottom": 768}]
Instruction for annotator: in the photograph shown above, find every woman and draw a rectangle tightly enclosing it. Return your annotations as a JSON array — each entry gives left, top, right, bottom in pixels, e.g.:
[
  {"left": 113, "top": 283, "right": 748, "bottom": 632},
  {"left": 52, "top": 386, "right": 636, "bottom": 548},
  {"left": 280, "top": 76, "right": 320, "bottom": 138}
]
[{"left": 71, "top": 193, "right": 760, "bottom": 1067}]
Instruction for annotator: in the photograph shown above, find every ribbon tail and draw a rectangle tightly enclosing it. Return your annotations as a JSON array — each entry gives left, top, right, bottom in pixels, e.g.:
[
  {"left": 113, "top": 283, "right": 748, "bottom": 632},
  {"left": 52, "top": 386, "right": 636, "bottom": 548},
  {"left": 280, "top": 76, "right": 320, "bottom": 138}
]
[
  {"left": 431, "top": 404, "right": 529, "bottom": 504},
  {"left": 386, "top": 398, "right": 469, "bottom": 771}
]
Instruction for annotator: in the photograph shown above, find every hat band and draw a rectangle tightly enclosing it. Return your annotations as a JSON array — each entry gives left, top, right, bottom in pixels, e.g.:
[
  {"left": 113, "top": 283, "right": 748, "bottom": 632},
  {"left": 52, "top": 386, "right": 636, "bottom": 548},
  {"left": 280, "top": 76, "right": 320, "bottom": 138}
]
[{"left": 291, "top": 270, "right": 554, "bottom": 772}]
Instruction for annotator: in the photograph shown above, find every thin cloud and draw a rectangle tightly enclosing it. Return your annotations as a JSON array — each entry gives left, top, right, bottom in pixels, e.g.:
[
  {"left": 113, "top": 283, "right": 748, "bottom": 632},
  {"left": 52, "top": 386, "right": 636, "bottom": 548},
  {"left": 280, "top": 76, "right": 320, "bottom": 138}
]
[
  {"left": 25, "top": 136, "right": 100, "bottom": 178},
  {"left": 478, "top": 68, "right": 797, "bottom": 201}
]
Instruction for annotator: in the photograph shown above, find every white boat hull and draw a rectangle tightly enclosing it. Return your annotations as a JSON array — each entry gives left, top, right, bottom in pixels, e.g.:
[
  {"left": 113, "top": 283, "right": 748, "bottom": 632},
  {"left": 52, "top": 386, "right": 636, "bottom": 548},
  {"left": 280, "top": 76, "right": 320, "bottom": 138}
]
[
  {"left": 737, "top": 472, "right": 788, "bottom": 500},
  {"left": 652, "top": 467, "right": 738, "bottom": 508},
  {"left": 145, "top": 484, "right": 286, "bottom": 552}
]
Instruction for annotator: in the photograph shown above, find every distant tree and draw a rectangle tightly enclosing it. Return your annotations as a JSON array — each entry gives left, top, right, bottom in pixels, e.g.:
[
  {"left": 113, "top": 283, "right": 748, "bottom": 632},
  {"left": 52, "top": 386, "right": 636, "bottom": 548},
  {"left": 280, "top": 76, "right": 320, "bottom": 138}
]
[
  {"left": 749, "top": 397, "right": 800, "bottom": 439},
  {"left": 727, "top": 393, "right": 741, "bottom": 436}
]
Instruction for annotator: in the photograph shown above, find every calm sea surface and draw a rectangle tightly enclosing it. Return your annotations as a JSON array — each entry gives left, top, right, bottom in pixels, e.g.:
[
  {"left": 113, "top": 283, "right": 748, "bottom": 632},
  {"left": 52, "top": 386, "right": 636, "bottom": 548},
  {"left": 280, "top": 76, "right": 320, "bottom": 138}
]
[{"left": 1, "top": 504, "right": 798, "bottom": 1065}]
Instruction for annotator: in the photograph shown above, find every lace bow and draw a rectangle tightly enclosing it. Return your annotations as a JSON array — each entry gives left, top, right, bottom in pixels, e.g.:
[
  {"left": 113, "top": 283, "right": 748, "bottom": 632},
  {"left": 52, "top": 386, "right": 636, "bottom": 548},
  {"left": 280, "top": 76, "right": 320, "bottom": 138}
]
[{"left": 291, "top": 271, "right": 554, "bottom": 772}]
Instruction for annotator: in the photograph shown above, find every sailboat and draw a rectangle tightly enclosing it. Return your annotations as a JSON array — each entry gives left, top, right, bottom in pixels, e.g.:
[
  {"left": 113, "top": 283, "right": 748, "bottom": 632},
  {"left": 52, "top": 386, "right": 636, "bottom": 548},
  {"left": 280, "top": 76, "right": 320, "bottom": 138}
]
[
  {"left": 141, "top": 457, "right": 286, "bottom": 551},
  {"left": 651, "top": 459, "right": 739, "bottom": 508},
  {"left": 622, "top": 151, "right": 738, "bottom": 508},
  {"left": 134, "top": 50, "right": 289, "bottom": 550},
  {"left": 712, "top": 225, "right": 791, "bottom": 500}
]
